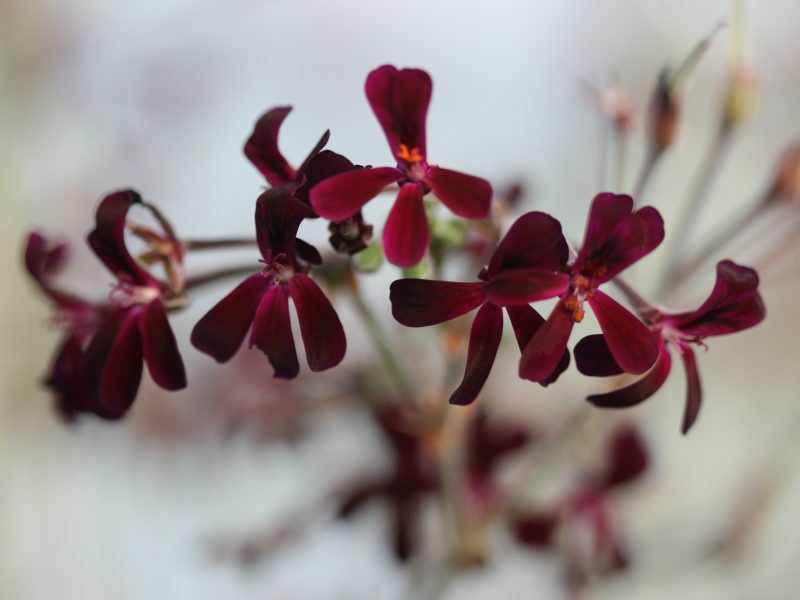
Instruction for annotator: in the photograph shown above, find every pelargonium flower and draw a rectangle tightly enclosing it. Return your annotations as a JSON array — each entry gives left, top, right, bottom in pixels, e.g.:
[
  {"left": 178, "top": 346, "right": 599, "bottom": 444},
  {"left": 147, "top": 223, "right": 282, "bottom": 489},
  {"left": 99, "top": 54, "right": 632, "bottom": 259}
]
[
  {"left": 84, "top": 190, "right": 188, "bottom": 417},
  {"left": 244, "top": 105, "right": 356, "bottom": 208},
  {"left": 519, "top": 193, "right": 664, "bottom": 383},
  {"left": 191, "top": 183, "right": 346, "bottom": 377},
  {"left": 310, "top": 65, "right": 493, "bottom": 267},
  {"left": 24, "top": 232, "right": 106, "bottom": 419},
  {"left": 512, "top": 426, "right": 649, "bottom": 590},
  {"left": 391, "top": 212, "right": 572, "bottom": 405},
  {"left": 576, "top": 260, "right": 766, "bottom": 434}
]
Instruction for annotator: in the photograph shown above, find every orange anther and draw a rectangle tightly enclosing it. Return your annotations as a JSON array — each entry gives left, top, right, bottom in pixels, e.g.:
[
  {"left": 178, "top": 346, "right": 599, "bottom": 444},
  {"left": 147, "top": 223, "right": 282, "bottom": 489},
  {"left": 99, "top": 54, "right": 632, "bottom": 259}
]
[{"left": 396, "top": 143, "right": 424, "bottom": 163}]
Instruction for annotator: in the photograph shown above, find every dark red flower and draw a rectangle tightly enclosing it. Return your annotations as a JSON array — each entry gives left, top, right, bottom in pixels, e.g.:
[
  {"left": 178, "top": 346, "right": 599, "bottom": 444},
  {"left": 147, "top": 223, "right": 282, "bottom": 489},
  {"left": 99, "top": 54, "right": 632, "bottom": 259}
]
[
  {"left": 244, "top": 106, "right": 356, "bottom": 208},
  {"left": 191, "top": 183, "right": 346, "bottom": 377},
  {"left": 391, "top": 212, "right": 571, "bottom": 405},
  {"left": 519, "top": 193, "right": 664, "bottom": 383},
  {"left": 577, "top": 260, "right": 766, "bottom": 434},
  {"left": 310, "top": 65, "right": 493, "bottom": 267}
]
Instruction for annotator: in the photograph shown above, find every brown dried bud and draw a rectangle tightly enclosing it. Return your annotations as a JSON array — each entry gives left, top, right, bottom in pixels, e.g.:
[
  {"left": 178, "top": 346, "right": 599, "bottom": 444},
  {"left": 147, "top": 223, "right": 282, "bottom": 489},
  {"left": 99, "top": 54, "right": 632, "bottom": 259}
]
[
  {"left": 648, "top": 70, "right": 679, "bottom": 152},
  {"left": 328, "top": 211, "right": 373, "bottom": 255},
  {"left": 768, "top": 142, "right": 800, "bottom": 202}
]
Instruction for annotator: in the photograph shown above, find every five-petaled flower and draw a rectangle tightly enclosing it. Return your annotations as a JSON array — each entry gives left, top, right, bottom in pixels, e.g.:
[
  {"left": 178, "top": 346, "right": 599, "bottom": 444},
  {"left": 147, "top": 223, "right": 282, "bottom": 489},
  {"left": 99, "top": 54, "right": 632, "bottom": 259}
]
[
  {"left": 310, "top": 65, "right": 493, "bottom": 267},
  {"left": 390, "top": 211, "right": 572, "bottom": 405},
  {"left": 575, "top": 260, "right": 766, "bottom": 434},
  {"left": 519, "top": 193, "right": 664, "bottom": 384},
  {"left": 191, "top": 183, "right": 346, "bottom": 377}
]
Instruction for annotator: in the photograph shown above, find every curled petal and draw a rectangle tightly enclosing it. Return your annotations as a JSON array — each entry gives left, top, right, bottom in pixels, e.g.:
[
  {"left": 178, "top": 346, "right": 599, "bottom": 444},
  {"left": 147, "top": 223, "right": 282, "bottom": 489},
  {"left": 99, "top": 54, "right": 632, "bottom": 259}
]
[
  {"left": 99, "top": 308, "right": 144, "bottom": 418},
  {"left": 424, "top": 166, "right": 492, "bottom": 219},
  {"left": 191, "top": 274, "right": 270, "bottom": 363},
  {"left": 574, "top": 334, "right": 624, "bottom": 377},
  {"left": 665, "top": 260, "right": 766, "bottom": 337},
  {"left": 589, "top": 289, "right": 659, "bottom": 375},
  {"left": 679, "top": 347, "right": 703, "bottom": 435},
  {"left": 24, "top": 232, "right": 87, "bottom": 310},
  {"left": 250, "top": 284, "right": 299, "bottom": 378},
  {"left": 390, "top": 279, "right": 485, "bottom": 327},
  {"left": 519, "top": 298, "right": 575, "bottom": 383},
  {"left": 449, "top": 303, "right": 503, "bottom": 405},
  {"left": 506, "top": 304, "right": 569, "bottom": 385},
  {"left": 365, "top": 65, "right": 431, "bottom": 157},
  {"left": 294, "top": 149, "right": 355, "bottom": 207},
  {"left": 488, "top": 212, "right": 569, "bottom": 276},
  {"left": 87, "top": 190, "right": 159, "bottom": 287},
  {"left": 310, "top": 166, "right": 404, "bottom": 221},
  {"left": 484, "top": 268, "right": 569, "bottom": 306},
  {"left": 139, "top": 298, "right": 186, "bottom": 391},
  {"left": 255, "top": 183, "right": 314, "bottom": 262},
  {"left": 586, "top": 343, "right": 671, "bottom": 408},
  {"left": 289, "top": 274, "right": 346, "bottom": 372},
  {"left": 243, "top": 106, "right": 298, "bottom": 185},
  {"left": 383, "top": 182, "right": 429, "bottom": 267}
]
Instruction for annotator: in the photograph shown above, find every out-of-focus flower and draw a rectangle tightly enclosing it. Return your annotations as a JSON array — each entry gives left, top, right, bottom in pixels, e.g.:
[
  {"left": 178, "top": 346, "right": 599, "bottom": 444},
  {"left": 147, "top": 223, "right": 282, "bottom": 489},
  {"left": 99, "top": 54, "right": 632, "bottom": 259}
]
[
  {"left": 520, "top": 193, "right": 664, "bottom": 383},
  {"left": 512, "top": 427, "right": 648, "bottom": 590},
  {"left": 577, "top": 260, "right": 765, "bottom": 433},
  {"left": 391, "top": 212, "right": 571, "bottom": 405},
  {"left": 328, "top": 211, "right": 373, "bottom": 255},
  {"left": 311, "top": 65, "right": 493, "bottom": 266},
  {"left": 191, "top": 183, "right": 346, "bottom": 378}
]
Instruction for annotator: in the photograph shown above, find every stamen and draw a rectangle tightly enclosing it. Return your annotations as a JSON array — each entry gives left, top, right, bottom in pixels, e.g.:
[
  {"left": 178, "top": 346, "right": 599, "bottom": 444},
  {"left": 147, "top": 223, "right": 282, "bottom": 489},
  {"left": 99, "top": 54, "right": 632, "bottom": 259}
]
[
  {"left": 396, "top": 144, "right": 424, "bottom": 164},
  {"left": 564, "top": 296, "right": 585, "bottom": 323}
]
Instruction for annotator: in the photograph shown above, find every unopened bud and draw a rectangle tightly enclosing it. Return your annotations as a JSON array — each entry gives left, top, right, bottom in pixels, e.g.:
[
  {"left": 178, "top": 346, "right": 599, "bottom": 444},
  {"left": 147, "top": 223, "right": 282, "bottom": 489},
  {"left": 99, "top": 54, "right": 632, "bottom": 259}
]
[{"left": 648, "top": 70, "right": 679, "bottom": 152}]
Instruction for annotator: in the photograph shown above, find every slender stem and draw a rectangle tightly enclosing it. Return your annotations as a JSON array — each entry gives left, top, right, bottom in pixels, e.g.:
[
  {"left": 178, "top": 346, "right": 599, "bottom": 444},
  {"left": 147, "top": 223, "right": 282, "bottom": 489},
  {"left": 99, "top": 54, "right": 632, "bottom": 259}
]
[
  {"left": 615, "top": 126, "right": 628, "bottom": 193},
  {"left": 632, "top": 146, "right": 661, "bottom": 203},
  {"left": 183, "top": 238, "right": 258, "bottom": 251},
  {"left": 184, "top": 265, "right": 260, "bottom": 290},
  {"left": 611, "top": 276, "right": 655, "bottom": 313}
]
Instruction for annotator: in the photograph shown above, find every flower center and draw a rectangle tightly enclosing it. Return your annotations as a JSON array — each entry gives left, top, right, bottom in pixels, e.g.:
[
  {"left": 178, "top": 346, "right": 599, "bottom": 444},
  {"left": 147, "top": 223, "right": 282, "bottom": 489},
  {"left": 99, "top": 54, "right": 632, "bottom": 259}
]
[
  {"left": 564, "top": 274, "right": 595, "bottom": 323},
  {"left": 109, "top": 281, "right": 161, "bottom": 307},
  {"left": 260, "top": 253, "right": 294, "bottom": 284},
  {"left": 396, "top": 144, "right": 424, "bottom": 164}
]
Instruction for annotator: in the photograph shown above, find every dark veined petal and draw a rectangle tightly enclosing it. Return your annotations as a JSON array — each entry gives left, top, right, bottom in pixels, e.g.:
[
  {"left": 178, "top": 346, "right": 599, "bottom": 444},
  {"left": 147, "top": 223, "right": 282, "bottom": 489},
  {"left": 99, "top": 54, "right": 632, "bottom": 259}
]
[
  {"left": 87, "top": 190, "right": 159, "bottom": 287},
  {"left": 575, "top": 193, "right": 664, "bottom": 282},
  {"left": 390, "top": 279, "right": 485, "bottom": 327},
  {"left": 243, "top": 106, "right": 297, "bottom": 185},
  {"left": 589, "top": 289, "right": 659, "bottom": 375},
  {"left": 139, "top": 298, "right": 186, "bottom": 391},
  {"left": 601, "top": 427, "right": 649, "bottom": 488},
  {"left": 382, "top": 182, "right": 429, "bottom": 267},
  {"left": 45, "top": 334, "right": 88, "bottom": 421},
  {"left": 484, "top": 268, "right": 569, "bottom": 306},
  {"left": 80, "top": 308, "right": 129, "bottom": 418},
  {"left": 586, "top": 342, "right": 671, "bottom": 408},
  {"left": 424, "top": 166, "right": 492, "bottom": 220},
  {"left": 519, "top": 298, "right": 576, "bottom": 383},
  {"left": 250, "top": 283, "right": 299, "bottom": 378},
  {"left": 295, "top": 238, "right": 323, "bottom": 266},
  {"left": 310, "top": 166, "right": 404, "bottom": 221},
  {"left": 365, "top": 65, "right": 432, "bottom": 157},
  {"left": 505, "top": 304, "right": 569, "bottom": 385},
  {"left": 294, "top": 149, "right": 355, "bottom": 207},
  {"left": 98, "top": 307, "right": 144, "bottom": 419},
  {"left": 449, "top": 303, "right": 503, "bottom": 405},
  {"left": 487, "top": 212, "right": 569, "bottom": 276},
  {"left": 191, "top": 274, "right": 270, "bottom": 362},
  {"left": 289, "top": 274, "right": 346, "bottom": 372},
  {"left": 665, "top": 260, "right": 766, "bottom": 337},
  {"left": 679, "top": 347, "right": 703, "bottom": 435},
  {"left": 574, "top": 334, "right": 624, "bottom": 377},
  {"left": 255, "top": 183, "right": 313, "bottom": 262},
  {"left": 513, "top": 512, "right": 560, "bottom": 548}
]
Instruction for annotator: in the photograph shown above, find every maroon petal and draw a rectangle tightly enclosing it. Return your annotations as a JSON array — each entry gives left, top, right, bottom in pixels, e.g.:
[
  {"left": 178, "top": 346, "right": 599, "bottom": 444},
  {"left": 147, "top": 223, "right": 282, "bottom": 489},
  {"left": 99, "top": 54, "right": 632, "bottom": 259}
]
[
  {"left": 310, "top": 166, "right": 404, "bottom": 221},
  {"left": 255, "top": 183, "right": 314, "bottom": 262},
  {"left": 250, "top": 283, "right": 299, "bottom": 378},
  {"left": 191, "top": 274, "right": 270, "bottom": 363},
  {"left": 589, "top": 289, "right": 659, "bottom": 375},
  {"left": 424, "top": 166, "right": 492, "bottom": 219},
  {"left": 289, "top": 274, "right": 346, "bottom": 372},
  {"left": 45, "top": 334, "right": 88, "bottom": 421},
  {"left": 99, "top": 307, "right": 144, "bottom": 418},
  {"left": 487, "top": 212, "right": 569, "bottom": 276},
  {"left": 513, "top": 512, "right": 560, "bottom": 547},
  {"left": 24, "top": 232, "right": 87, "bottom": 310},
  {"left": 365, "top": 65, "right": 431, "bottom": 157},
  {"left": 506, "top": 304, "right": 569, "bottom": 385},
  {"left": 586, "top": 343, "right": 671, "bottom": 408},
  {"left": 295, "top": 238, "right": 323, "bottom": 266},
  {"left": 294, "top": 149, "right": 355, "bottom": 206},
  {"left": 382, "top": 182, "right": 429, "bottom": 267},
  {"left": 139, "top": 298, "right": 186, "bottom": 391},
  {"left": 449, "top": 303, "right": 503, "bottom": 405},
  {"left": 574, "top": 334, "right": 624, "bottom": 377},
  {"left": 602, "top": 427, "right": 649, "bottom": 488},
  {"left": 519, "top": 299, "right": 576, "bottom": 383},
  {"left": 484, "top": 268, "right": 569, "bottom": 306},
  {"left": 243, "top": 106, "right": 297, "bottom": 185},
  {"left": 679, "top": 347, "right": 703, "bottom": 435},
  {"left": 390, "top": 279, "right": 485, "bottom": 327},
  {"left": 665, "top": 260, "right": 766, "bottom": 337},
  {"left": 87, "top": 190, "right": 159, "bottom": 287}
]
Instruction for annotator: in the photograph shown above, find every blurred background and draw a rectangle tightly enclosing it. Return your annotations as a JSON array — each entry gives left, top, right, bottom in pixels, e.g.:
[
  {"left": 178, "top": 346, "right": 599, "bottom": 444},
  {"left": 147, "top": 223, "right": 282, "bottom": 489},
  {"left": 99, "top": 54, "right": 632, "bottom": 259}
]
[{"left": 2, "top": 0, "right": 800, "bottom": 598}]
